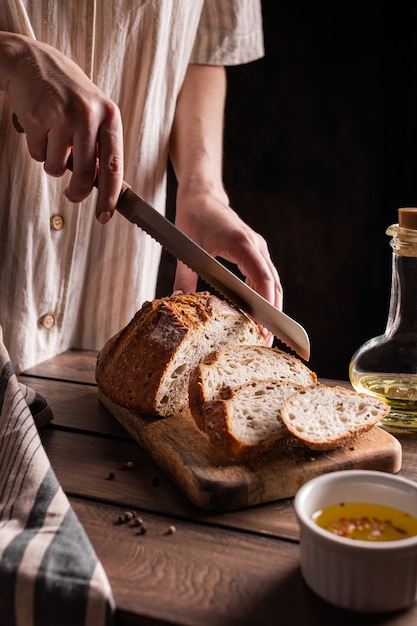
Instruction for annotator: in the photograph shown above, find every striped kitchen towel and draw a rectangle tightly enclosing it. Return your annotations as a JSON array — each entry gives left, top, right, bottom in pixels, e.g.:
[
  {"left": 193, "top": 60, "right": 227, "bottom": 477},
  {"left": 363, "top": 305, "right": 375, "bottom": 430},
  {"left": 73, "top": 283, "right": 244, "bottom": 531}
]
[{"left": 0, "top": 328, "right": 116, "bottom": 626}]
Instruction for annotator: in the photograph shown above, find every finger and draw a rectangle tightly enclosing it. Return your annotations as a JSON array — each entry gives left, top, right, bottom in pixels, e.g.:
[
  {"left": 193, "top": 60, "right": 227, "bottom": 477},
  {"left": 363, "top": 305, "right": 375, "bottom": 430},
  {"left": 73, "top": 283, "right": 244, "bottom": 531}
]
[
  {"left": 96, "top": 132, "right": 123, "bottom": 223},
  {"left": 91, "top": 103, "right": 123, "bottom": 221},
  {"left": 246, "top": 238, "right": 282, "bottom": 306},
  {"left": 12, "top": 112, "right": 48, "bottom": 162},
  {"left": 263, "top": 254, "right": 284, "bottom": 310},
  {"left": 23, "top": 122, "right": 48, "bottom": 162},
  {"left": 263, "top": 330, "right": 274, "bottom": 347},
  {"left": 235, "top": 240, "right": 283, "bottom": 343},
  {"left": 12, "top": 113, "right": 24, "bottom": 133},
  {"left": 209, "top": 225, "right": 283, "bottom": 309},
  {"left": 64, "top": 127, "right": 97, "bottom": 204},
  {"left": 239, "top": 252, "right": 283, "bottom": 309},
  {"left": 44, "top": 126, "right": 73, "bottom": 177},
  {"left": 173, "top": 260, "right": 198, "bottom": 294}
]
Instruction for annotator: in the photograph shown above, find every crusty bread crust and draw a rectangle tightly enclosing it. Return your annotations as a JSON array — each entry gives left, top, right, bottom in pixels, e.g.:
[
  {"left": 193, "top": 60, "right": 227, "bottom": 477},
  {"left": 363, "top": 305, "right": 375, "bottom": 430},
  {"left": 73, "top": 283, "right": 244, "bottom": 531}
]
[
  {"left": 200, "top": 380, "right": 306, "bottom": 463},
  {"left": 189, "top": 345, "right": 317, "bottom": 431},
  {"left": 95, "top": 291, "right": 265, "bottom": 416}
]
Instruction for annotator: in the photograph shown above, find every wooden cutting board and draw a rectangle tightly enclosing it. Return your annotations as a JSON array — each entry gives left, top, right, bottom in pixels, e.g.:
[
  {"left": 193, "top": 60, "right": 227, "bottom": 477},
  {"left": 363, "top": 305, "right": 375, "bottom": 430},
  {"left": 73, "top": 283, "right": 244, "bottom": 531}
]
[{"left": 98, "top": 389, "right": 402, "bottom": 512}]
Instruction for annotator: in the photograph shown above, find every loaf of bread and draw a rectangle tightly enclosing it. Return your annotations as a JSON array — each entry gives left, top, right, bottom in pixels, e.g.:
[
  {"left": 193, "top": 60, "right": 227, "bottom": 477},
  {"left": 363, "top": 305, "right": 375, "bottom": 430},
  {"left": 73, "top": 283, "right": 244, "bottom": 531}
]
[
  {"left": 96, "top": 291, "right": 390, "bottom": 465},
  {"left": 280, "top": 383, "right": 391, "bottom": 451},
  {"left": 95, "top": 291, "right": 265, "bottom": 417},
  {"left": 196, "top": 379, "right": 307, "bottom": 463},
  {"left": 189, "top": 345, "right": 317, "bottom": 432}
]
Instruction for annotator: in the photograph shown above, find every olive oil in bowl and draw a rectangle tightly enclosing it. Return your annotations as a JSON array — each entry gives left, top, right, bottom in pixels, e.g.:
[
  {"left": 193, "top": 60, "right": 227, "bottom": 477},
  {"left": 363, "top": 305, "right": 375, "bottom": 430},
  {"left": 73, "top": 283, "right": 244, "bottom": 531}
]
[
  {"left": 295, "top": 470, "right": 417, "bottom": 612},
  {"left": 313, "top": 501, "right": 417, "bottom": 542}
]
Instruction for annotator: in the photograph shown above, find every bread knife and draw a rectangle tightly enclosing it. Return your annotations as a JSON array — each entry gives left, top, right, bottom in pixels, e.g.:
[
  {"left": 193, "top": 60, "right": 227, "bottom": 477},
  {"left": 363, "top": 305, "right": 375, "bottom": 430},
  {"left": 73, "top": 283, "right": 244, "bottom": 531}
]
[
  {"left": 10, "top": 113, "right": 310, "bottom": 360},
  {"left": 115, "top": 182, "right": 310, "bottom": 361}
]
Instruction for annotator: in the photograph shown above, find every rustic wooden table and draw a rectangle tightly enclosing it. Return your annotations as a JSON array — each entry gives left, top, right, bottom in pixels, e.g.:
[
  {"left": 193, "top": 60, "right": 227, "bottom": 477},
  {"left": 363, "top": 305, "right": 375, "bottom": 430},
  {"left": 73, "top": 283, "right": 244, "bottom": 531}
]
[{"left": 20, "top": 350, "right": 417, "bottom": 626}]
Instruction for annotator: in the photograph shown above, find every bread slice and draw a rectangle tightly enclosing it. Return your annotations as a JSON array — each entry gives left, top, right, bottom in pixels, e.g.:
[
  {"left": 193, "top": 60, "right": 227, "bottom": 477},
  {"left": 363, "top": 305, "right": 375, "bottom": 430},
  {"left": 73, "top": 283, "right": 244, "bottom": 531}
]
[
  {"left": 189, "top": 345, "right": 316, "bottom": 431},
  {"left": 95, "top": 291, "right": 265, "bottom": 417},
  {"left": 200, "top": 380, "right": 306, "bottom": 463},
  {"left": 281, "top": 383, "right": 391, "bottom": 451}
]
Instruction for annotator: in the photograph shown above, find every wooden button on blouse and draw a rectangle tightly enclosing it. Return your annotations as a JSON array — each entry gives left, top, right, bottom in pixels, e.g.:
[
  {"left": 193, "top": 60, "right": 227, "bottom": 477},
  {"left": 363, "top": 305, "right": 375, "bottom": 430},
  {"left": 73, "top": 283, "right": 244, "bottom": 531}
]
[
  {"left": 50, "top": 214, "right": 65, "bottom": 230},
  {"left": 39, "top": 313, "right": 56, "bottom": 330}
]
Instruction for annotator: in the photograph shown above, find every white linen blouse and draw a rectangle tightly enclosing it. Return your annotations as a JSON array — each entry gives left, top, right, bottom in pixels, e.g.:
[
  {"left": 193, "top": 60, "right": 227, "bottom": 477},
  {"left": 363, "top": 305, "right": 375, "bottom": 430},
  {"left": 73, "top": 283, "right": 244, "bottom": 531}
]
[{"left": 0, "top": 0, "right": 264, "bottom": 373}]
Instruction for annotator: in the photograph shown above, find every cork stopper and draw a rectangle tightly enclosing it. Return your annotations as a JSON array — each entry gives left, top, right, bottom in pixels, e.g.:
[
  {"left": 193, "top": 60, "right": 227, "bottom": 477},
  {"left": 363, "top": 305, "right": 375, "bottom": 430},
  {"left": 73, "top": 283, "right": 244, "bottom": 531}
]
[{"left": 398, "top": 207, "right": 417, "bottom": 230}]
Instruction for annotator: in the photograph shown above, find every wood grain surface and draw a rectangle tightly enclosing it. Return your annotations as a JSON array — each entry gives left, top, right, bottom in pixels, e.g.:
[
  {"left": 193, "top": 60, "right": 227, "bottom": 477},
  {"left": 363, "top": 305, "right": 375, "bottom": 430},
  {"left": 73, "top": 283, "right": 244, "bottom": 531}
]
[
  {"left": 98, "top": 389, "right": 402, "bottom": 511},
  {"left": 22, "top": 351, "right": 417, "bottom": 625},
  {"left": 70, "top": 496, "right": 417, "bottom": 626}
]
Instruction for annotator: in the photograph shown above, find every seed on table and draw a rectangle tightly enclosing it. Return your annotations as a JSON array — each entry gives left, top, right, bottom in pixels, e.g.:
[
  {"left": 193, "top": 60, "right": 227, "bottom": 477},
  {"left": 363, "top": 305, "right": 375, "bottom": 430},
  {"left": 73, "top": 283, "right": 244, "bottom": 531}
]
[{"left": 115, "top": 510, "right": 137, "bottom": 525}]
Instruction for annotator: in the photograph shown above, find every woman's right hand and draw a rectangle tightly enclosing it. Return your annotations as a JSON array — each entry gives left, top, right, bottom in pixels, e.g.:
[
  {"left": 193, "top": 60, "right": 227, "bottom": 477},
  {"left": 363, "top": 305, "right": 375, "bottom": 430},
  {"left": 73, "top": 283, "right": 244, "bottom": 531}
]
[{"left": 0, "top": 31, "right": 123, "bottom": 223}]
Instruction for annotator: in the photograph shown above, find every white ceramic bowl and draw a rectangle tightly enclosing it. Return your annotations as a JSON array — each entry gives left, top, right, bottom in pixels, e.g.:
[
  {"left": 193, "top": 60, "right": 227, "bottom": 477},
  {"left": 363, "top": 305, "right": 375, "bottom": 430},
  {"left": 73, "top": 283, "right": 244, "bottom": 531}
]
[{"left": 294, "top": 470, "right": 417, "bottom": 613}]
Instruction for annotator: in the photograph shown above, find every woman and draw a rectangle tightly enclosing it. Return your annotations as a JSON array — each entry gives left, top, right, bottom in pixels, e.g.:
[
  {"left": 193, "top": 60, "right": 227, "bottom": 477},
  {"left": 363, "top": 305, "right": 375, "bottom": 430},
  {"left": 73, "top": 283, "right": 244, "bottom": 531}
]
[{"left": 0, "top": 1, "right": 282, "bottom": 373}]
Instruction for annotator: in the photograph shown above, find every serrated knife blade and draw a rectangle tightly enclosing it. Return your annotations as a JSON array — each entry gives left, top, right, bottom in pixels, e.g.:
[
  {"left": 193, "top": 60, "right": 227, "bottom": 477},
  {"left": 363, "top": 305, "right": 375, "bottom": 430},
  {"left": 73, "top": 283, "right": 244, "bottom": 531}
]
[
  {"left": 116, "top": 183, "right": 310, "bottom": 361},
  {"left": 10, "top": 114, "right": 310, "bottom": 360}
]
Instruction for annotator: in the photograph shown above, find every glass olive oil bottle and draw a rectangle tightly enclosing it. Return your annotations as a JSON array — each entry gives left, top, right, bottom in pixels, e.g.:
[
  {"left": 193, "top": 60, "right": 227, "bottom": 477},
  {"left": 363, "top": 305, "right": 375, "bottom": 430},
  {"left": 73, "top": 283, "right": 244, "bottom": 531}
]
[{"left": 349, "top": 208, "right": 417, "bottom": 431}]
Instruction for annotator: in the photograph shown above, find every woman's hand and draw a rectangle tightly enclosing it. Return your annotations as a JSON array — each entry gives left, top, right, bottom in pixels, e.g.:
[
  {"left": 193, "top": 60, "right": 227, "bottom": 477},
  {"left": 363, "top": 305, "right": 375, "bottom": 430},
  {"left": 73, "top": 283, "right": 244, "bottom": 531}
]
[
  {"left": 173, "top": 185, "right": 283, "bottom": 345},
  {"left": 1, "top": 32, "right": 123, "bottom": 223},
  {"left": 169, "top": 64, "right": 282, "bottom": 345}
]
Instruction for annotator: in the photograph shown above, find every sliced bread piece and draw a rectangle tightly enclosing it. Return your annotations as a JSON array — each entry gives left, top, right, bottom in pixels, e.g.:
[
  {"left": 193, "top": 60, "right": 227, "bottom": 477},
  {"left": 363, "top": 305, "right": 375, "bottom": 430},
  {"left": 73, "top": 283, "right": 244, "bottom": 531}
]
[
  {"left": 200, "top": 379, "right": 307, "bottom": 463},
  {"left": 95, "top": 291, "right": 265, "bottom": 417},
  {"left": 189, "top": 344, "right": 316, "bottom": 431},
  {"left": 281, "top": 383, "right": 391, "bottom": 451}
]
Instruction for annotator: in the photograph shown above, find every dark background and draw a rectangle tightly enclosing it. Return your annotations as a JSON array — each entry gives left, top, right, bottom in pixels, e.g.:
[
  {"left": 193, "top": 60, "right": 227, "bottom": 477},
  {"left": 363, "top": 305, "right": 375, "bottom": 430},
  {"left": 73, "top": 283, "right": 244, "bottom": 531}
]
[{"left": 157, "top": 1, "right": 417, "bottom": 381}]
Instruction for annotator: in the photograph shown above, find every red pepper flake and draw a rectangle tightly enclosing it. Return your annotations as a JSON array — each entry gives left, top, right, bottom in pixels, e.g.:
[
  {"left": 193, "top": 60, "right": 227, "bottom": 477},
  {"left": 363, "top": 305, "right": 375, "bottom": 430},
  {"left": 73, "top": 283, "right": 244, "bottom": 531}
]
[{"left": 327, "top": 515, "right": 406, "bottom": 540}]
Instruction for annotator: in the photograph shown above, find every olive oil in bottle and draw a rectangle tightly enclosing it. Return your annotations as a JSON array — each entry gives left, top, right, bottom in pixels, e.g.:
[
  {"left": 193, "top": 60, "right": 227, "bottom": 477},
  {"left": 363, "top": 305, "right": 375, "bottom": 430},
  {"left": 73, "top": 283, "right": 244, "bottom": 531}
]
[{"left": 349, "top": 207, "right": 417, "bottom": 431}]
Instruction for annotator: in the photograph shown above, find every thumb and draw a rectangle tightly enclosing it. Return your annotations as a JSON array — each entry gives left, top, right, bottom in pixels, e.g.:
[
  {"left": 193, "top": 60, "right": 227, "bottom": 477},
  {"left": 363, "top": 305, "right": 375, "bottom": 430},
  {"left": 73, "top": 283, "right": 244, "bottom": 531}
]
[{"left": 173, "top": 260, "right": 199, "bottom": 294}]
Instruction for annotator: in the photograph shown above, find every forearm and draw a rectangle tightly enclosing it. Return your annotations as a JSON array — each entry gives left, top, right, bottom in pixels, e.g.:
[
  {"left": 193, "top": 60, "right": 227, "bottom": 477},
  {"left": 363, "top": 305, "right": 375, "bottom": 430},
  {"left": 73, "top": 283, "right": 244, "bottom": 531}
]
[
  {"left": 169, "top": 64, "right": 283, "bottom": 317},
  {"left": 169, "top": 63, "right": 229, "bottom": 203}
]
